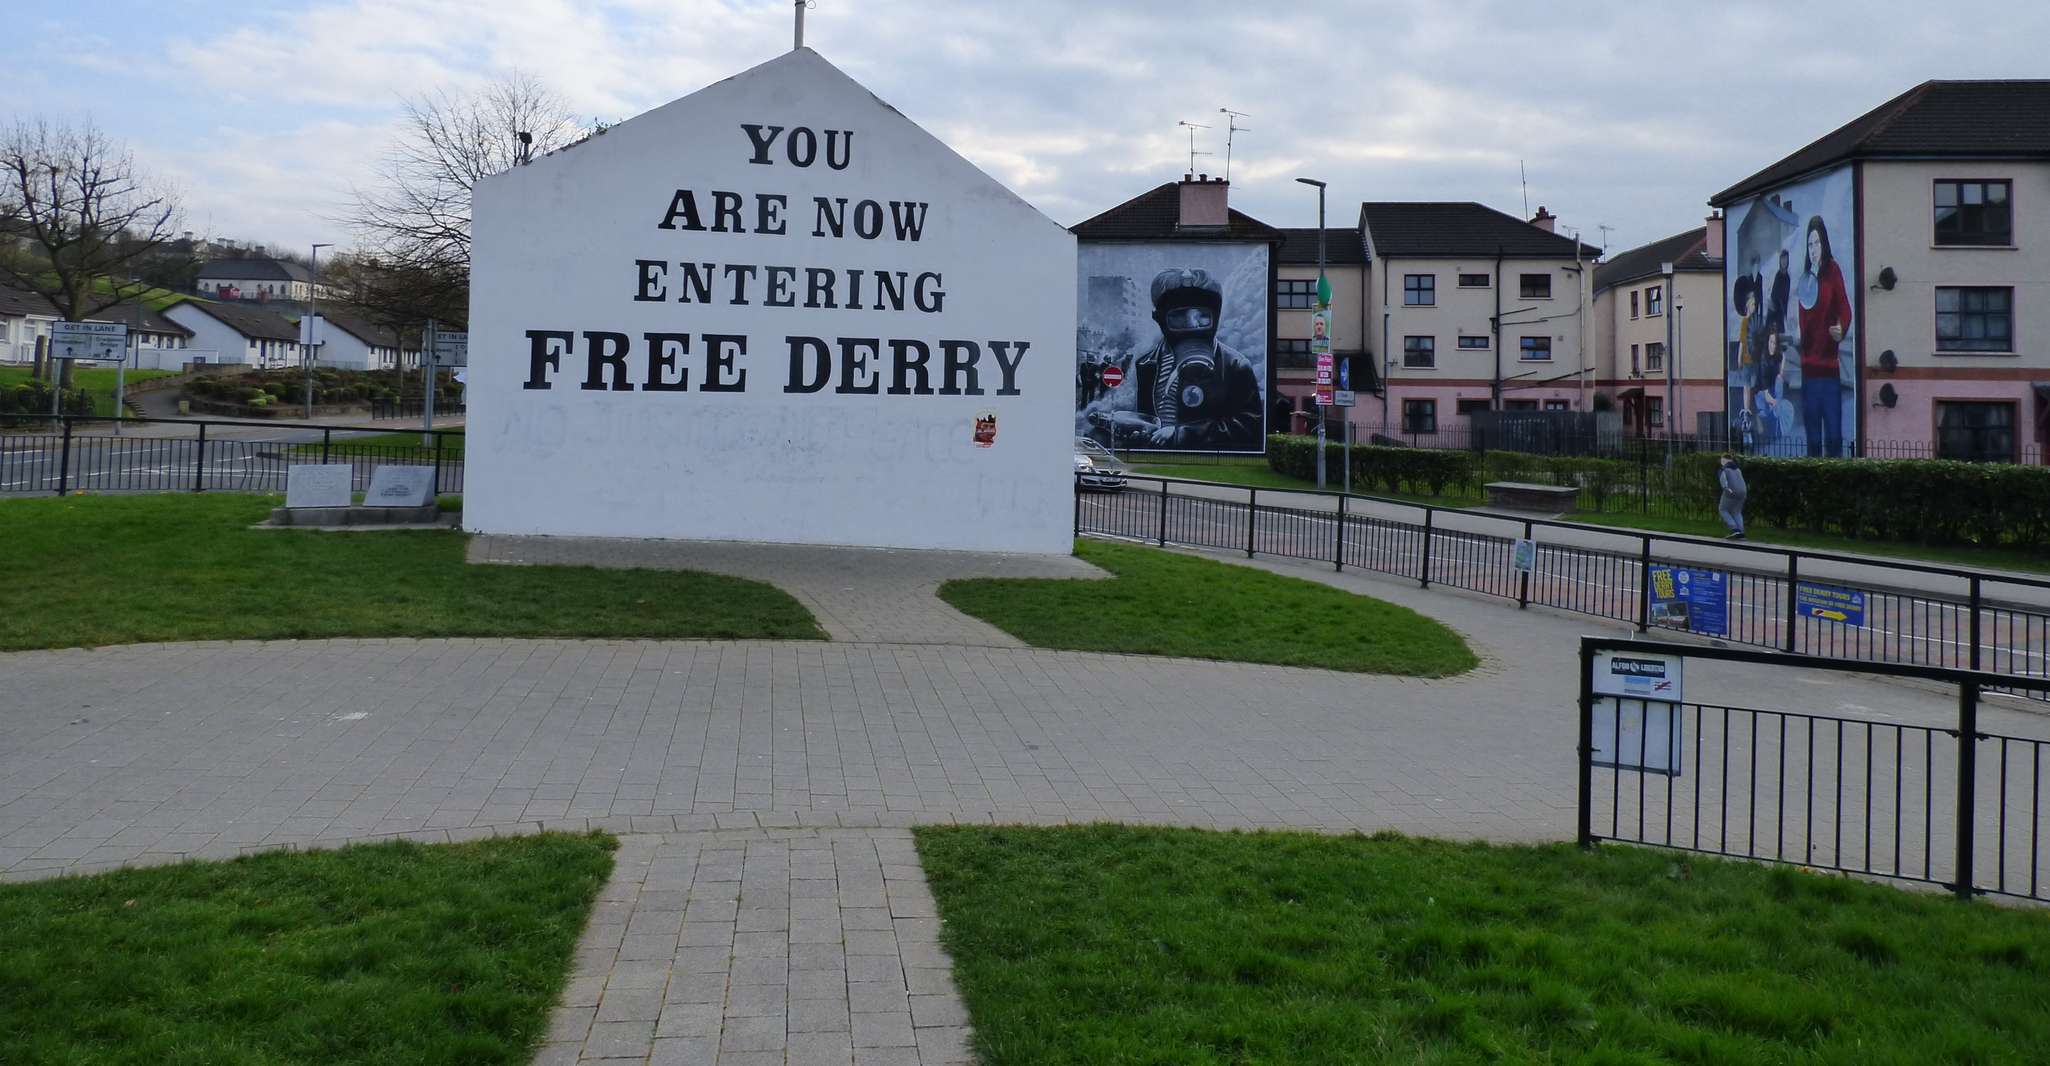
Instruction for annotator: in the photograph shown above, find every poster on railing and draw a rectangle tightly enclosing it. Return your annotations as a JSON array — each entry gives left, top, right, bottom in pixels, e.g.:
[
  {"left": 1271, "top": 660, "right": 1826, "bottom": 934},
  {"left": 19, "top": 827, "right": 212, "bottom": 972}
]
[
  {"left": 1590, "top": 649, "right": 1685, "bottom": 776},
  {"left": 1794, "top": 581, "right": 1866, "bottom": 626},
  {"left": 1649, "top": 565, "right": 1729, "bottom": 638}
]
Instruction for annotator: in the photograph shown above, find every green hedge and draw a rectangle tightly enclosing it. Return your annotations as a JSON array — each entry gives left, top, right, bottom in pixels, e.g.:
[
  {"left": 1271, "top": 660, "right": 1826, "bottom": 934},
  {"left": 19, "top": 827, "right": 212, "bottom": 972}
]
[
  {"left": 1741, "top": 457, "right": 2050, "bottom": 548},
  {"left": 0, "top": 381, "right": 94, "bottom": 423},
  {"left": 1264, "top": 435, "right": 2050, "bottom": 548}
]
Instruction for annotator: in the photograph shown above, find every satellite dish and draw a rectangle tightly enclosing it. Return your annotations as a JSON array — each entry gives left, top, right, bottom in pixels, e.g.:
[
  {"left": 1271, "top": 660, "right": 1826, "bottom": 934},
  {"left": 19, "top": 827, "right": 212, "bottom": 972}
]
[
  {"left": 1878, "top": 383, "right": 1898, "bottom": 408},
  {"left": 1877, "top": 266, "right": 1898, "bottom": 290},
  {"left": 1878, "top": 349, "right": 1899, "bottom": 373}
]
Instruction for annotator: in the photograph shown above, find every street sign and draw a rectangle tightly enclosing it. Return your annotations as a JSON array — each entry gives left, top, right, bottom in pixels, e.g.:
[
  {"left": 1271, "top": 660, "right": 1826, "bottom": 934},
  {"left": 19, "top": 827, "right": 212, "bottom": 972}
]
[
  {"left": 50, "top": 321, "right": 127, "bottom": 362},
  {"left": 1511, "top": 537, "right": 1537, "bottom": 574},
  {"left": 298, "top": 315, "right": 325, "bottom": 347},
  {"left": 1333, "top": 390, "right": 1356, "bottom": 407},
  {"left": 1099, "top": 364, "right": 1123, "bottom": 388},
  {"left": 1314, "top": 385, "right": 1333, "bottom": 406},
  {"left": 432, "top": 331, "right": 469, "bottom": 367},
  {"left": 1794, "top": 581, "right": 1867, "bottom": 626},
  {"left": 1333, "top": 355, "right": 1356, "bottom": 406}
]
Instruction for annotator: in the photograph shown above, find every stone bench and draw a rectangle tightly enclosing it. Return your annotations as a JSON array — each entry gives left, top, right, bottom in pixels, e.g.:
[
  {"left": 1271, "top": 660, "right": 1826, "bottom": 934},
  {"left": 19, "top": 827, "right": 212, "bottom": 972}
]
[{"left": 1484, "top": 481, "right": 1579, "bottom": 513}]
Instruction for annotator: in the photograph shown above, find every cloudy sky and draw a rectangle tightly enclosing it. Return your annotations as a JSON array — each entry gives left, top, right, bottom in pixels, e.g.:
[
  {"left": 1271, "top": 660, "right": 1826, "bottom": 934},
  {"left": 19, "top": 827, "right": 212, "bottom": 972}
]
[{"left": 10, "top": 0, "right": 2046, "bottom": 259}]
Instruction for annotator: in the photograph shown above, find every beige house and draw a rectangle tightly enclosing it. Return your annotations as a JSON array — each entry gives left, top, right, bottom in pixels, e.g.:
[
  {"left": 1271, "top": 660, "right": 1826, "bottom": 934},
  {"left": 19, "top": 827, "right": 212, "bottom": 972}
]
[
  {"left": 1359, "top": 203, "right": 1600, "bottom": 441},
  {"left": 1272, "top": 226, "right": 1370, "bottom": 426},
  {"left": 1710, "top": 79, "right": 2050, "bottom": 462},
  {"left": 1593, "top": 223, "right": 1725, "bottom": 436}
]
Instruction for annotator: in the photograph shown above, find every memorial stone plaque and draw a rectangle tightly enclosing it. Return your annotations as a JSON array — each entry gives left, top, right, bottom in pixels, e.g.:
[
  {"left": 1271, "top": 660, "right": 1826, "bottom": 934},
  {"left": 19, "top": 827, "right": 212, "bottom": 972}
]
[
  {"left": 364, "top": 465, "right": 435, "bottom": 507},
  {"left": 286, "top": 464, "right": 353, "bottom": 508}
]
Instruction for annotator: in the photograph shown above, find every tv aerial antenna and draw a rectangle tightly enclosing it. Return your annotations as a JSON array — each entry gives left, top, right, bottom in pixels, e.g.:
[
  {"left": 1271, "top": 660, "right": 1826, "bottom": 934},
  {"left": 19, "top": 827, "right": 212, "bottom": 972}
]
[
  {"left": 1218, "top": 108, "right": 1250, "bottom": 181},
  {"left": 1176, "top": 120, "right": 1212, "bottom": 174},
  {"left": 1597, "top": 224, "right": 1615, "bottom": 253}
]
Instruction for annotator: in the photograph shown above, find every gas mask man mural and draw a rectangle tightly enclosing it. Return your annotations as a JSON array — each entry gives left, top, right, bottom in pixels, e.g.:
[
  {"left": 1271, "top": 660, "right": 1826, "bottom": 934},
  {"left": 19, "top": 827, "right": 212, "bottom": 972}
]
[{"left": 1092, "top": 268, "right": 1262, "bottom": 448}]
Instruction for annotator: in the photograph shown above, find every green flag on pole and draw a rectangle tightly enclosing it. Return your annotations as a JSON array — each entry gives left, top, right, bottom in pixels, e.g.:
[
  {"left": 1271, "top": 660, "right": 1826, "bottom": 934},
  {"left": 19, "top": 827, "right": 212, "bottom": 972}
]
[{"left": 1316, "top": 272, "right": 1332, "bottom": 309}]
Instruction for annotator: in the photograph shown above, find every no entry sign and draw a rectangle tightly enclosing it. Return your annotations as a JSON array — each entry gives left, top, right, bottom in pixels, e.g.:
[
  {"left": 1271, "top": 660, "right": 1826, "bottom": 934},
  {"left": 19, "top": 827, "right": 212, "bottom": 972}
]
[{"left": 1100, "top": 364, "right": 1124, "bottom": 388}]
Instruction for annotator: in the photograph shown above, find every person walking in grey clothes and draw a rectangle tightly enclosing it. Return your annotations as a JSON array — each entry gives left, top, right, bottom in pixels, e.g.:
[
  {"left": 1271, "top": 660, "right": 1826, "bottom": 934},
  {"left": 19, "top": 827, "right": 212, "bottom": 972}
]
[{"left": 1718, "top": 454, "right": 1747, "bottom": 539}]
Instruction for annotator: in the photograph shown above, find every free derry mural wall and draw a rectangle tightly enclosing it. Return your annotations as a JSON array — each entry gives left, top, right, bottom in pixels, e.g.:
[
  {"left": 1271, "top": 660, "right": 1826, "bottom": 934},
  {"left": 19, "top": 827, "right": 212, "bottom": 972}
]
[
  {"left": 1724, "top": 164, "right": 1858, "bottom": 458},
  {"left": 464, "top": 49, "right": 1076, "bottom": 553},
  {"left": 1076, "top": 244, "right": 1270, "bottom": 454}
]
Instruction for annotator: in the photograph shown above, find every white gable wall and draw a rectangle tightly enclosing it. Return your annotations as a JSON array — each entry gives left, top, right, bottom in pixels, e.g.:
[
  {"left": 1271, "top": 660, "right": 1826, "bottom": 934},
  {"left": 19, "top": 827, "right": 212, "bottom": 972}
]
[{"left": 464, "top": 49, "right": 1076, "bottom": 552}]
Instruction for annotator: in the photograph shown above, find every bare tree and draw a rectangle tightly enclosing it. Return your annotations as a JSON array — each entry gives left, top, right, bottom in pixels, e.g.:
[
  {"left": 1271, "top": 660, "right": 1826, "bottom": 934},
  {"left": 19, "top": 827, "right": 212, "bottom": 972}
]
[
  {"left": 348, "top": 71, "right": 584, "bottom": 274},
  {"left": 0, "top": 118, "right": 191, "bottom": 383}
]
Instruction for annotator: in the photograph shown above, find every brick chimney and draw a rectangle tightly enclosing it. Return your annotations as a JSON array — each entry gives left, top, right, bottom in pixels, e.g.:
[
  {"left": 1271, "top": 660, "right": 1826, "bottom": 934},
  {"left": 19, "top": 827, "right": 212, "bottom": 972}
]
[
  {"left": 1529, "top": 206, "right": 1556, "bottom": 233},
  {"left": 1703, "top": 211, "right": 1725, "bottom": 259},
  {"left": 1178, "top": 174, "right": 1228, "bottom": 229}
]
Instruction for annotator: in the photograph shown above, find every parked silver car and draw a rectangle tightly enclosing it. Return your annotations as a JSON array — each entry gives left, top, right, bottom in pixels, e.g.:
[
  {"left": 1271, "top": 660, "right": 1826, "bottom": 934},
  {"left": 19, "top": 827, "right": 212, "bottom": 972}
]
[{"left": 1073, "top": 437, "right": 1128, "bottom": 491}]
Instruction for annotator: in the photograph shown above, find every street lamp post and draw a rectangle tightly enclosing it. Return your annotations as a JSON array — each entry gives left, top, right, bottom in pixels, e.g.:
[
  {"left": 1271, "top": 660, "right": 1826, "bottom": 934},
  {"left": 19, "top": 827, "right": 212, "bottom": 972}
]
[
  {"left": 1661, "top": 261, "right": 1676, "bottom": 466},
  {"left": 1296, "top": 177, "right": 1328, "bottom": 489},
  {"left": 306, "top": 242, "right": 333, "bottom": 418}
]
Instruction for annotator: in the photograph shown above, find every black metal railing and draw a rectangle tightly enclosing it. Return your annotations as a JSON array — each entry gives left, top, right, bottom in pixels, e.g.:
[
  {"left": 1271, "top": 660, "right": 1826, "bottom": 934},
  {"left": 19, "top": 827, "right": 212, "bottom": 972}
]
[
  {"left": 2, "top": 415, "right": 464, "bottom": 497},
  {"left": 371, "top": 399, "right": 465, "bottom": 420},
  {"left": 1076, "top": 473, "right": 2050, "bottom": 702},
  {"left": 1576, "top": 637, "right": 2049, "bottom": 902}
]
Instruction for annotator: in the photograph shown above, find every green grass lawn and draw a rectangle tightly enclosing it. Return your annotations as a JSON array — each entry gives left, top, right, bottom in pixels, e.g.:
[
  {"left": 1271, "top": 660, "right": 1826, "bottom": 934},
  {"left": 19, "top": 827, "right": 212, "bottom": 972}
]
[
  {"left": 1570, "top": 510, "right": 2050, "bottom": 576},
  {"left": 290, "top": 429, "right": 467, "bottom": 458},
  {"left": 0, "top": 833, "right": 612, "bottom": 1065},
  {"left": 0, "top": 494, "right": 825, "bottom": 650},
  {"left": 937, "top": 539, "right": 1475, "bottom": 676},
  {"left": 917, "top": 825, "right": 2050, "bottom": 1066},
  {"left": 0, "top": 366, "right": 180, "bottom": 415}
]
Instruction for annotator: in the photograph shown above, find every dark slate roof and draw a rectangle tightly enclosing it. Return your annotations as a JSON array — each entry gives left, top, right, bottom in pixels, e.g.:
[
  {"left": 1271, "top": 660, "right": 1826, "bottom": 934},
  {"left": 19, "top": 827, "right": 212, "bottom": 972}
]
[
  {"left": 196, "top": 257, "right": 313, "bottom": 283},
  {"left": 1593, "top": 227, "right": 1720, "bottom": 291},
  {"left": 1359, "top": 202, "right": 1603, "bottom": 259},
  {"left": 1071, "top": 182, "right": 1285, "bottom": 242},
  {"left": 177, "top": 300, "right": 301, "bottom": 341},
  {"left": 90, "top": 300, "right": 194, "bottom": 337},
  {"left": 323, "top": 312, "right": 405, "bottom": 349},
  {"left": 1713, "top": 80, "right": 2050, "bottom": 205},
  {"left": 1275, "top": 227, "right": 1368, "bottom": 266},
  {"left": 0, "top": 285, "right": 58, "bottom": 318}
]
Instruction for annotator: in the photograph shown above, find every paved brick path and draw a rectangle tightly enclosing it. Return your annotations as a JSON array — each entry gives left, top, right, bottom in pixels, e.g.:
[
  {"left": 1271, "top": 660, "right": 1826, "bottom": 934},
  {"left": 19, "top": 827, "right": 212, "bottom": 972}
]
[
  {"left": 537, "top": 826, "right": 969, "bottom": 1066},
  {"left": 469, "top": 536, "right": 1104, "bottom": 646}
]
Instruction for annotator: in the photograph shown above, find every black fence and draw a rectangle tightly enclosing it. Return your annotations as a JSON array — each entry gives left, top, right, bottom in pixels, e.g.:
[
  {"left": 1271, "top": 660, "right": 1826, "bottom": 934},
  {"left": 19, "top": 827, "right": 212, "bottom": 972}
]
[
  {"left": 371, "top": 399, "right": 466, "bottom": 420},
  {"left": 1076, "top": 474, "right": 2050, "bottom": 703},
  {"left": 1326, "top": 423, "right": 2044, "bottom": 465},
  {"left": 1577, "top": 638, "right": 2049, "bottom": 902},
  {"left": 1, "top": 415, "right": 464, "bottom": 496}
]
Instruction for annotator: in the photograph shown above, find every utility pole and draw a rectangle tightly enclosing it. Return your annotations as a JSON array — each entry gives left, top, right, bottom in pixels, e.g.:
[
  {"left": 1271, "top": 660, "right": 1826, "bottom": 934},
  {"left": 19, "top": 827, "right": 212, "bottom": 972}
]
[
  {"left": 1297, "top": 177, "right": 1328, "bottom": 488},
  {"left": 306, "top": 242, "right": 332, "bottom": 418},
  {"left": 422, "top": 318, "right": 437, "bottom": 448}
]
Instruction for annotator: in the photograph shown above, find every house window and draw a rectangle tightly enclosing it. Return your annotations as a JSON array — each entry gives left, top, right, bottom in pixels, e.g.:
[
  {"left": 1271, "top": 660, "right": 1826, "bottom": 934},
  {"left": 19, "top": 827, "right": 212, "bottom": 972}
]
[
  {"left": 1647, "top": 396, "right": 1665, "bottom": 428},
  {"left": 1519, "top": 336, "right": 1552, "bottom": 361},
  {"left": 1401, "top": 398, "right": 1437, "bottom": 433},
  {"left": 1457, "top": 335, "right": 1489, "bottom": 350},
  {"left": 1402, "top": 335, "right": 1435, "bottom": 368},
  {"left": 1544, "top": 399, "right": 1571, "bottom": 412},
  {"left": 1403, "top": 274, "right": 1436, "bottom": 306},
  {"left": 1504, "top": 399, "right": 1539, "bottom": 411},
  {"left": 1629, "top": 343, "right": 1641, "bottom": 375},
  {"left": 1629, "top": 291, "right": 1639, "bottom": 319},
  {"left": 1519, "top": 273, "right": 1552, "bottom": 299},
  {"left": 1936, "top": 401, "right": 2016, "bottom": 462},
  {"left": 1276, "top": 278, "right": 1316, "bottom": 309},
  {"left": 1935, "top": 286, "right": 2013, "bottom": 352},
  {"left": 1456, "top": 398, "right": 1491, "bottom": 417},
  {"left": 1275, "top": 338, "right": 1313, "bottom": 368},
  {"left": 1645, "top": 342, "right": 1665, "bottom": 371},
  {"left": 1645, "top": 285, "right": 1664, "bottom": 316},
  {"left": 1933, "top": 180, "right": 2012, "bottom": 246},
  {"left": 1458, "top": 273, "right": 1489, "bottom": 288}
]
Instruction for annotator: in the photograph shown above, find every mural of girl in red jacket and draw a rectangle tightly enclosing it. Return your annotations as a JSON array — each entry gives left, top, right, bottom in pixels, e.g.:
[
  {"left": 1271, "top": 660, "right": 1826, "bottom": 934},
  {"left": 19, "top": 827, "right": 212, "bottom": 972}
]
[{"left": 1795, "top": 215, "right": 1852, "bottom": 458}]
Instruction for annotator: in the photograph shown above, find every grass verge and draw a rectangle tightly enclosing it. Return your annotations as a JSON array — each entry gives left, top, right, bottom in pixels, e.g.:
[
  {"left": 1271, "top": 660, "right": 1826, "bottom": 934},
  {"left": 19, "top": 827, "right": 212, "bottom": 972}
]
[
  {"left": 917, "top": 824, "right": 2050, "bottom": 1066},
  {"left": 938, "top": 539, "right": 1475, "bottom": 676},
  {"left": 0, "top": 833, "right": 614, "bottom": 1065},
  {"left": 289, "top": 429, "right": 468, "bottom": 458},
  {"left": 1570, "top": 510, "right": 2050, "bottom": 576},
  {"left": 0, "top": 494, "right": 825, "bottom": 650},
  {"left": 0, "top": 366, "right": 180, "bottom": 415}
]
